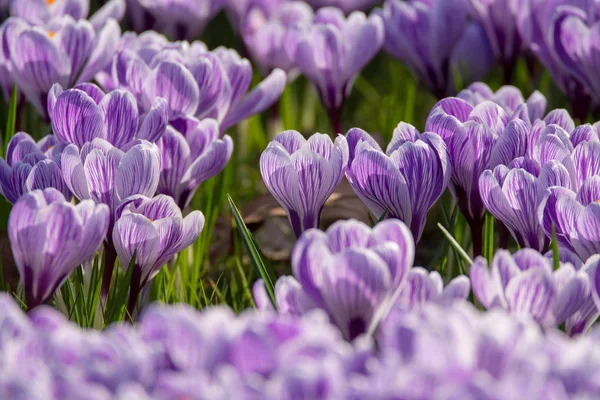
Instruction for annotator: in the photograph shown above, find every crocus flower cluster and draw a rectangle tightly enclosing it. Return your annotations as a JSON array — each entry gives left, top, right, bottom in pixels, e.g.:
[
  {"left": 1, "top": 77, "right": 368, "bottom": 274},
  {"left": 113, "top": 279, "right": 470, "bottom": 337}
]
[
  {"left": 0, "top": 1, "right": 124, "bottom": 117},
  {"left": 106, "top": 31, "right": 286, "bottom": 132},
  {"left": 377, "top": 0, "right": 493, "bottom": 98},
  {"left": 254, "top": 219, "right": 469, "bottom": 339},
  {"left": 3, "top": 292, "right": 600, "bottom": 398},
  {"left": 471, "top": 249, "right": 599, "bottom": 335}
]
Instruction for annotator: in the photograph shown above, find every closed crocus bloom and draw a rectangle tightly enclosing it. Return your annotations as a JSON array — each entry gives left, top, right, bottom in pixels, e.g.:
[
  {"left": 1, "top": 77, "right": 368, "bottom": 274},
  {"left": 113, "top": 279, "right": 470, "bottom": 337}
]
[
  {"left": 0, "top": 132, "right": 70, "bottom": 203},
  {"left": 127, "top": 0, "right": 226, "bottom": 40},
  {"left": 157, "top": 120, "right": 233, "bottom": 209},
  {"left": 48, "top": 83, "right": 169, "bottom": 148},
  {"left": 468, "top": 0, "right": 528, "bottom": 81},
  {"left": 4, "top": 15, "right": 121, "bottom": 117},
  {"left": 113, "top": 194, "right": 204, "bottom": 314},
  {"left": 377, "top": 0, "right": 472, "bottom": 98},
  {"left": 111, "top": 34, "right": 287, "bottom": 132},
  {"left": 426, "top": 98, "right": 507, "bottom": 254},
  {"left": 479, "top": 160, "right": 572, "bottom": 252},
  {"left": 537, "top": 140, "right": 600, "bottom": 260},
  {"left": 290, "top": 219, "right": 414, "bottom": 340},
  {"left": 8, "top": 188, "right": 109, "bottom": 309},
  {"left": 285, "top": 7, "right": 384, "bottom": 132},
  {"left": 518, "top": 1, "right": 596, "bottom": 121},
  {"left": 260, "top": 130, "right": 349, "bottom": 237},
  {"left": 470, "top": 249, "right": 594, "bottom": 332},
  {"left": 346, "top": 125, "right": 450, "bottom": 242},
  {"left": 242, "top": 1, "right": 314, "bottom": 75}
]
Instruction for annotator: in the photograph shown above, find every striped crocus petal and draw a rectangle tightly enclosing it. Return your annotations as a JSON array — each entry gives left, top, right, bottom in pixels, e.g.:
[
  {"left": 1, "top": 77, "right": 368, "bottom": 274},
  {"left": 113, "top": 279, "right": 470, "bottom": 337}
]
[{"left": 50, "top": 87, "right": 105, "bottom": 146}]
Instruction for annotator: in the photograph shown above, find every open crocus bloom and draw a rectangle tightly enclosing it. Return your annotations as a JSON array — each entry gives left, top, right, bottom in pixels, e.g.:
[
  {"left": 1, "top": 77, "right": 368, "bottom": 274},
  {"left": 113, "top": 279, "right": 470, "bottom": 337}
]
[{"left": 9, "top": 188, "right": 109, "bottom": 308}]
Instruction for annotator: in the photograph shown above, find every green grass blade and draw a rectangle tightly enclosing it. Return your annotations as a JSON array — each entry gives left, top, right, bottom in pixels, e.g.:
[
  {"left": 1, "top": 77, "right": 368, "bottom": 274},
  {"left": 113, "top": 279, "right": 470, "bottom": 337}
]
[
  {"left": 484, "top": 213, "right": 495, "bottom": 264},
  {"left": 551, "top": 224, "right": 560, "bottom": 271},
  {"left": 438, "top": 223, "right": 473, "bottom": 266},
  {"left": 227, "top": 194, "right": 277, "bottom": 309},
  {"left": 2, "top": 84, "right": 18, "bottom": 158},
  {"left": 105, "top": 252, "right": 136, "bottom": 324}
]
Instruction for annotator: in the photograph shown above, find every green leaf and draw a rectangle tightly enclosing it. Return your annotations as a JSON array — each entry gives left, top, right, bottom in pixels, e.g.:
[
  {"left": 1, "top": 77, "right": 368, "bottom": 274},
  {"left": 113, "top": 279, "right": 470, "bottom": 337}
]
[
  {"left": 2, "top": 84, "right": 18, "bottom": 158},
  {"left": 227, "top": 194, "right": 277, "bottom": 309},
  {"left": 438, "top": 223, "right": 473, "bottom": 266},
  {"left": 551, "top": 224, "right": 560, "bottom": 271},
  {"left": 104, "top": 251, "right": 136, "bottom": 324},
  {"left": 484, "top": 213, "right": 495, "bottom": 264}
]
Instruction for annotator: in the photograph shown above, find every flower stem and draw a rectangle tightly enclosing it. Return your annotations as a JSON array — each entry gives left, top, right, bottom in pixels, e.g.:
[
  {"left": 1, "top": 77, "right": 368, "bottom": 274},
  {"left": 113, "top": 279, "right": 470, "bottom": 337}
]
[
  {"left": 126, "top": 267, "right": 143, "bottom": 322},
  {"left": 101, "top": 241, "right": 117, "bottom": 298}
]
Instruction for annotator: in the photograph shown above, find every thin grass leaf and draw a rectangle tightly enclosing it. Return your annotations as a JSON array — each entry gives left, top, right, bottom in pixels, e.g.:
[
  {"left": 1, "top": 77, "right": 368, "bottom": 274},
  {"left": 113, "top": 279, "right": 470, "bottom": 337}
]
[
  {"left": 438, "top": 223, "right": 473, "bottom": 265},
  {"left": 105, "top": 252, "right": 136, "bottom": 324},
  {"left": 228, "top": 194, "right": 277, "bottom": 309},
  {"left": 551, "top": 224, "right": 560, "bottom": 271},
  {"left": 484, "top": 213, "right": 495, "bottom": 264},
  {"left": 2, "top": 84, "right": 18, "bottom": 158}
]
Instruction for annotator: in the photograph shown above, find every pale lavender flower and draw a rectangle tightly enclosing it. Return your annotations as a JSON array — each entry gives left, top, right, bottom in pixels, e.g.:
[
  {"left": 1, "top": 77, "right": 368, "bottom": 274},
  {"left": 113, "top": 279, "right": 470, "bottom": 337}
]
[
  {"left": 256, "top": 218, "right": 415, "bottom": 340},
  {"left": 346, "top": 125, "right": 450, "bottom": 242},
  {"left": 8, "top": 188, "right": 109, "bottom": 308},
  {"left": 241, "top": 1, "right": 314, "bottom": 75},
  {"left": 306, "top": 0, "right": 381, "bottom": 14},
  {"left": 284, "top": 7, "right": 384, "bottom": 132},
  {"left": 470, "top": 249, "right": 594, "bottom": 332},
  {"left": 0, "top": 132, "right": 70, "bottom": 203},
  {"left": 9, "top": 0, "right": 125, "bottom": 28},
  {"left": 468, "top": 0, "right": 528, "bottom": 81},
  {"left": 260, "top": 130, "right": 349, "bottom": 236},
  {"left": 157, "top": 120, "right": 233, "bottom": 209},
  {"left": 48, "top": 83, "right": 169, "bottom": 148},
  {"left": 125, "top": 0, "right": 226, "bottom": 40},
  {"left": 377, "top": 0, "right": 492, "bottom": 98},
  {"left": 1, "top": 15, "right": 121, "bottom": 117},
  {"left": 113, "top": 194, "right": 204, "bottom": 313}
]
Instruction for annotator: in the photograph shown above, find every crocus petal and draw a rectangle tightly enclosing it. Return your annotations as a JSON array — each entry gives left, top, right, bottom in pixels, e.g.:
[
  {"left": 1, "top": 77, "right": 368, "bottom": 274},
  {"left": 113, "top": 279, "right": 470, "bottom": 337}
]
[
  {"left": 144, "top": 61, "right": 200, "bottom": 118},
  {"left": 99, "top": 89, "right": 139, "bottom": 149},
  {"left": 51, "top": 89, "right": 105, "bottom": 146},
  {"left": 137, "top": 97, "right": 169, "bottom": 143},
  {"left": 116, "top": 142, "right": 161, "bottom": 201},
  {"left": 505, "top": 268, "right": 556, "bottom": 323}
]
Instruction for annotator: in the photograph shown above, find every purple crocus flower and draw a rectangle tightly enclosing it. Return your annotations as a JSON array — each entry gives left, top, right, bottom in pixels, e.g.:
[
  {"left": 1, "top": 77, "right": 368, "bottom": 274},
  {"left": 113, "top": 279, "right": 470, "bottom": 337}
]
[
  {"left": 479, "top": 160, "right": 572, "bottom": 252},
  {"left": 425, "top": 98, "right": 508, "bottom": 254},
  {"left": 61, "top": 138, "right": 161, "bottom": 295},
  {"left": 518, "top": 0, "right": 596, "bottom": 120},
  {"left": 8, "top": 188, "right": 109, "bottom": 308},
  {"left": 392, "top": 267, "right": 470, "bottom": 312},
  {"left": 48, "top": 83, "right": 169, "bottom": 148},
  {"left": 345, "top": 125, "right": 450, "bottom": 242},
  {"left": 241, "top": 1, "right": 314, "bottom": 76},
  {"left": 0, "top": 132, "right": 70, "bottom": 203},
  {"left": 2, "top": 15, "right": 121, "bottom": 117},
  {"left": 377, "top": 0, "right": 492, "bottom": 98},
  {"left": 470, "top": 249, "right": 595, "bottom": 333},
  {"left": 255, "top": 219, "right": 415, "bottom": 340},
  {"left": 260, "top": 130, "right": 349, "bottom": 237},
  {"left": 112, "top": 194, "right": 204, "bottom": 315},
  {"left": 284, "top": 7, "right": 384, "bottom": 132},
  {"left": 157, "top": 119, "right": 233, "bottom": 209},
  {"left": 9, "top": 0, "right": 125, "bottom": 27},
  {"left": 467, "top": 0, "right": 528, "bottom": 82},
  {"left": 125, "top": 0, "right": 226, "bottom": 40},
  {"left": 457, "top": 81, "right": 548, "bottom": 124},
  {"left": 307, "top": 0, "right": 380, "bottom": 13},
  {"left": 110, "top": 33, "right": 287, "bottom": 132}
]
